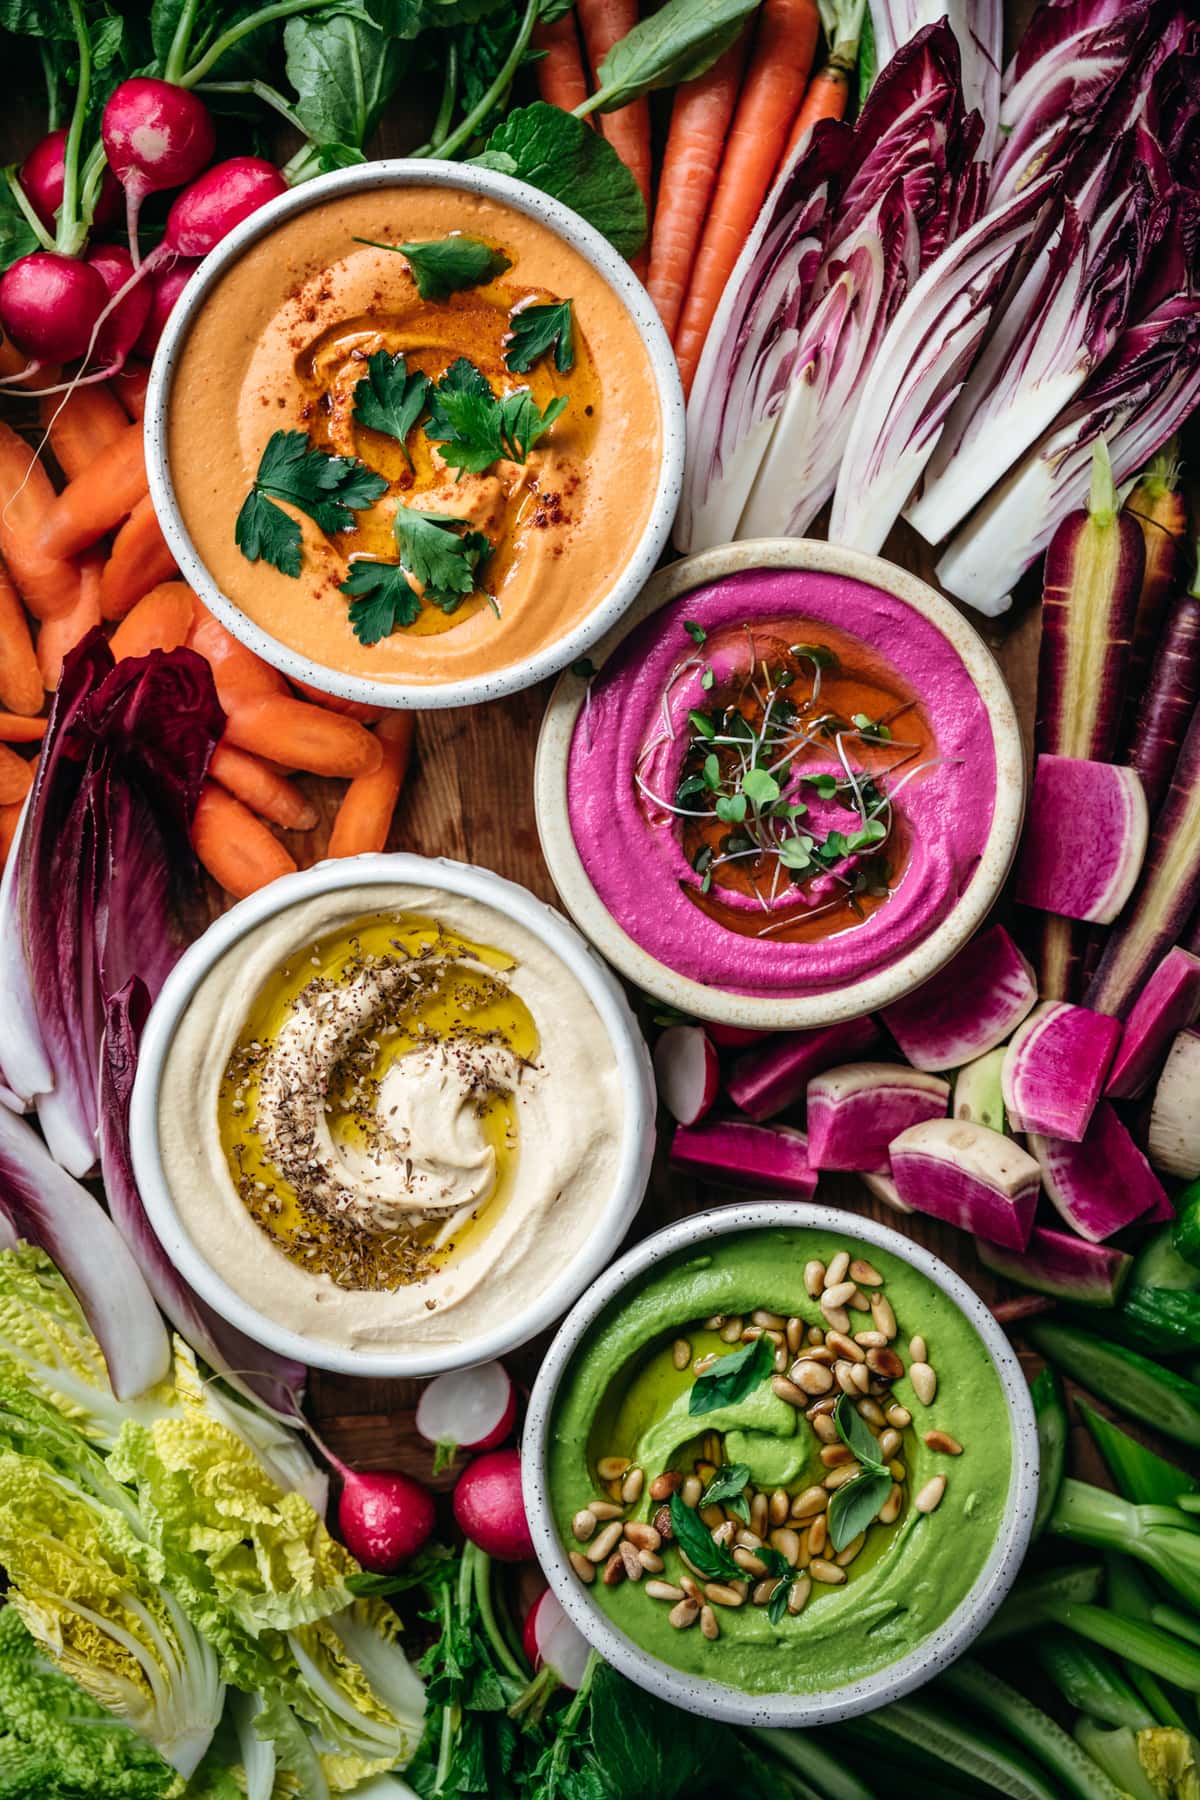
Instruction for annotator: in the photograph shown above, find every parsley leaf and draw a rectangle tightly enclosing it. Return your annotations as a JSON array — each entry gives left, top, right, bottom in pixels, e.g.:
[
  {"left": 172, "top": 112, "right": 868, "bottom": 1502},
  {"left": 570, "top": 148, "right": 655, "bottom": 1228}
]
[
  {"left": 341, "top": 559, "right": 423, "bottom": 644},
  {"left": 498, "top": 387, "right": 568, "bottom": 460},
  {"left": 352, "top": 349, "right": 431, "bottom": 464},
  {"left": 356, "top": 233, "right": 511, "bottom": 300},
  {"left": 234, "top": 430, "right": 387, "bottom": 577},
  {"left": 504, "top": 298, "right": 575, "bottom": 373},
  {"left": 426, "top": 357, "right": 568, "bottom": 474},
  {"left": 688, "top": 1333, "right": 774, "bottom": 1417},
  {"left": 394, "top": 509, "right": 491, "bottom": 613}
]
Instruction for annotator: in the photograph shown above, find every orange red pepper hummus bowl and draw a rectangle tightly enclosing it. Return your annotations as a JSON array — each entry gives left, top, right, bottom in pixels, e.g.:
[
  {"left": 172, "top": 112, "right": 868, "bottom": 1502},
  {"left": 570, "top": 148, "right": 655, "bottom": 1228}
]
[{"left": 144, "top": 159, "right": 684, "bottom": 709}]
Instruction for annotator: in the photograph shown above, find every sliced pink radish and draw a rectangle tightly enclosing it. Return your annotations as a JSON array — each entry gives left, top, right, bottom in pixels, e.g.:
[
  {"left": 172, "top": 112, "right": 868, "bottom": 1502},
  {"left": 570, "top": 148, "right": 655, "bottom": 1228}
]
[
  {"left": 1001, "top": 1000, "right": 1122, "bottom": 1142},
  {"left": 524, "top": 1589, "right": 590, "bottom": 1690},
  {"left": 653, "top": 1025, "right": 719, "bottom": 1125},
  {"left": 670, "top": 1117, "right": 818, "bottom": 1196},
  {"left": 1014, "top": 755, "right": 1148, "bottom": 925},
  {"left": 1106, "top": 946, "right": 1200, "bottom": 1100},
  {"left": 415, "top": 1360, "right": 516, "bottom": 1475},
  {"left": 453, "top": 1448, "right": 534, "bottom": 1562},
  {"left": 1029, "top": 1102, "right": 1166, "bottom": 1243},
  {"left": 725, "top": 1017, "right": 880, "bottom": 1119}
]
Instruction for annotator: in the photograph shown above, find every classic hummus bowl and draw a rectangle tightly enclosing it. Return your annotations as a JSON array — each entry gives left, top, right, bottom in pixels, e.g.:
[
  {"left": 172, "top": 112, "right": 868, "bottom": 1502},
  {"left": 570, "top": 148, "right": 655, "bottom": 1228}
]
[
  {"left": 535, "top": 539, "right": 1024, "bottom": 1028},
  {"left": 524, "top": 1202, "right": 1038, "bottom": 1727},
  {"left": 128, "top": 853, "right": 655, "bottom": 1377},
  {"left": 145, "top": 160, "right": 685, "bottom": 710}
]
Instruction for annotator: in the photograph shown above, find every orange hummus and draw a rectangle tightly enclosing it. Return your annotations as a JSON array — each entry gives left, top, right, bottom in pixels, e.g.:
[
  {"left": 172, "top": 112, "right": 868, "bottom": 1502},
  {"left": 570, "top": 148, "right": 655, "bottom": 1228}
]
[{"left": 166, "top": 184, "right": 661, "bottom": 686}]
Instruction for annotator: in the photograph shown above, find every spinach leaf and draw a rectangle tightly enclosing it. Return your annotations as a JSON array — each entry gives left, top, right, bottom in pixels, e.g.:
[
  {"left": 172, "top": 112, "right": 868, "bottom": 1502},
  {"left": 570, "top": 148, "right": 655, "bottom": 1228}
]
[
  {"left": 688, "top": 1332, "right": 773, "bottom": 1416},
  {"left": 588, "top": 0, "right": 759, "bottom": 112},
  {"left": 827, "top": 1469, "right": 892, "bottom": 1553},
  {"left": 473, "top": 102, "right": 647, "bottom": 257},
  {"left": 284, "top": 9, "right": 407, "bottom": 152}
]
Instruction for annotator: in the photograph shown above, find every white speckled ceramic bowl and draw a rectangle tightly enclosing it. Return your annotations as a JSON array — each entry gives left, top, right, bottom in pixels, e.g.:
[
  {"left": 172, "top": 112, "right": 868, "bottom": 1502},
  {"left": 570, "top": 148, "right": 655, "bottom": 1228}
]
[
  {"left": 523, "top": 1202, "right": 1038, "bottom": 1728},
  {"left": 534, "top": 539, "right": 1025, "bottom": 1029},
  {"left": 128, "top": 853, "right": 656, "bottom": 1378},
  {"left": 144, "top": 159, "right": 685, "bottom": 711}
]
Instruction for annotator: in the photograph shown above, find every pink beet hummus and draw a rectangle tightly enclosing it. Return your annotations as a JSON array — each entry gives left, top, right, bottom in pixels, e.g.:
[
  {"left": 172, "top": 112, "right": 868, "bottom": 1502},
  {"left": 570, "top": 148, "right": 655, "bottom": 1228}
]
[{"left": 565, "top": 568, "right": 998, "bottom": 998}]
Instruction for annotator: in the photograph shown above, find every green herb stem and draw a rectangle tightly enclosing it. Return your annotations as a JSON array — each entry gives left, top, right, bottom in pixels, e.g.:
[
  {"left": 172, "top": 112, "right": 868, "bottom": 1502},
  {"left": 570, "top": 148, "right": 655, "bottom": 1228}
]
[
  {"left": 164, "top": 0, "right": 202, "bottom": 84},
  {"left": 55, "top": 0, "right": 91, "bottom": 256},
  {"left": 426, "top": 0, "right": 541, "bottom": 162},
  {"left": 196, "top": 79, "right": 309, "bottom": 136},
  {"left": 181, "top": 0, "right": 339, "bottom": 88},
  {"left": 39, "top": 42, "right": 61, "bottom": 133},
  {"left": 431, "top": 43, "right": 460, "bottom": 151},
  {"left": 3, "top": 168, "right": 53, "bottom": 254},
  {"left": 472, "top": 1548, "right": 526, "bottom": 1683}
]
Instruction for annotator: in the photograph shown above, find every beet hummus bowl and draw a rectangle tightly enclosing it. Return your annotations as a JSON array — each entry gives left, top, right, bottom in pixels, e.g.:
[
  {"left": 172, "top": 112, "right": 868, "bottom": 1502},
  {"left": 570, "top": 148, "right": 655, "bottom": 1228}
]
[{"left": 534, "top": 541, "right": 1024, "bottom": 1028}]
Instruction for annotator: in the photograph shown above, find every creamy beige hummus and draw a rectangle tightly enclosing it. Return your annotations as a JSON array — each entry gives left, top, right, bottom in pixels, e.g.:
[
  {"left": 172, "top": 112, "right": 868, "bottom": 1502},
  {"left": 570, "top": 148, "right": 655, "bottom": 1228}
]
[{"left": 156, "top": 885, "right": 624, "bottom": 1351}]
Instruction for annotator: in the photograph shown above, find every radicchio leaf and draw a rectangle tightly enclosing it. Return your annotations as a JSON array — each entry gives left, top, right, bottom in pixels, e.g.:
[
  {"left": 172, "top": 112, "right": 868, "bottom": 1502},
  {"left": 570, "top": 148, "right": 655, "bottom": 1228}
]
[{"left": 869, "top": 0, "right": 1002, "bottom": 159}]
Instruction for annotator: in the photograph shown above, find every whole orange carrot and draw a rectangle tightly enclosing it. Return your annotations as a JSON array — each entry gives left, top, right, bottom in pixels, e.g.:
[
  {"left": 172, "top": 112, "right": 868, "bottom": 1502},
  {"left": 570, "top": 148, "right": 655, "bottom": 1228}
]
[
  {"left": 192, "top": 782, "right": 298, "bottom": 900},
  {"left": 577, "top": 0, "right": 652, "bottom": 269},
  {"left": 328, "top": 713, "right": 415, "bottom": 858},
  {"left": 0, "top": 712, "right": 45, "bottom": 742},
  {"left": 674, "top": 0, "right": 821, "bottom": 394},
  {"left": 533, "top": 11, "right": 592, "bottom": 113},
  {"left": 38, "top": 552, "right": 102, "bottom": 690},
  {"left": 0, "top": 421, "right": 80, "bottom": 620},
  {"left": 781, "top": 0, "right": 866, "bottom": 163},
  {"left": 0, "top": 557, "right": 43, "bottom": 716},
  {"left": 40, "top": 386, "right": 128, "bottom": 482},
  {"left": 290, "top": 676, "right": 384, "bottom": 725},
  {"left": 208, "top": 741, "right": 320, "bottom": 832},
  {"left": 224, "top": 693, "right": 384, "bottom": 779},
  {"left": 109, "top": 581, "right": 194, "bottom": 661},
  {"left": 647, "top": 34, "right": 750, "bottom": 339},
  {"left": 38, "top": 421, "right": 148, "bottom": 560},
  {"left": 0, "top": 797, "right": 23, "bottom": 867},
  {"left": 100, "top": 494, "right": 178, "bottom": 620},
  {"left": 0, "top": 743, "right": 32, "bottom": 805},
  {"left": 188, "top": 601, "right": 289, "bottom": 710}
]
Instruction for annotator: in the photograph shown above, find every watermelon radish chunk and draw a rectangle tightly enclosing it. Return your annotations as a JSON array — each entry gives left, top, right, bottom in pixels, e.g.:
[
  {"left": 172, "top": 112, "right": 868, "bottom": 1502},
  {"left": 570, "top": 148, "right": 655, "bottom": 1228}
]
[
  {"left": 1149, "top": 1030, "right": 1200, "bottom": 1181},
  {"left": 861, "top": 1170, "right": 912, "bottom": 1214},
  {"left": 805, "top": 1063, "right": 949, "bottom": 1171},
  {"left": 670, "top": 1118, "right": 818, "bottom": 1197},
  {"left": 1014, "top": 755, "right": 1148, "bottom": 925},
  {"left": 1106, "top": 947, "right": 1200, "bottom": 1100},
  {"left": 889, "top": 1118, "right": 1040, "bottom": 1250},
  {"left": 1029, "top": 1102, "right": 1167, "bottom": 1243},
  {"left": 880, "top": 925, "right": 1037, "bottom": 1071},
  {"left": 1001, "top": 1001, "right": 1122, "bottom": 1143},
  {"left": 952, "top": 1048, "right": 1007, "bottom": 1133},
  {"left": 724, "top": 1018, "right": 880, "bottom": 1120},
  {"left": 976, "top": 1227, "right": 1133, "bottom": 1306}
]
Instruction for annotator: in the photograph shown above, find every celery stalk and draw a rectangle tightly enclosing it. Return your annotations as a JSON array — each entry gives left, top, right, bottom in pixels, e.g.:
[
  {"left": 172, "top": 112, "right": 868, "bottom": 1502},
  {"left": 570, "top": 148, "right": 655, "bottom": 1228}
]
[
  {"left": 940, "top": 1660, "right": 1128, "bottom": 1799},
  {"left": 1075, "top": 1721, "right": 1162, "bottom": 1800},
  {"left": 1038, "top": 1629, "right": 1156, "bottom": 1731}
]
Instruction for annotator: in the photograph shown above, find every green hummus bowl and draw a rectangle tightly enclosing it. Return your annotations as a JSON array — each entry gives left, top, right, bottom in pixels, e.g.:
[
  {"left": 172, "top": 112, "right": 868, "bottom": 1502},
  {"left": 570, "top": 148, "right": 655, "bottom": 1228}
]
[{"left": 522, "top": 1204, "right": 1037, "bottom": 1726}]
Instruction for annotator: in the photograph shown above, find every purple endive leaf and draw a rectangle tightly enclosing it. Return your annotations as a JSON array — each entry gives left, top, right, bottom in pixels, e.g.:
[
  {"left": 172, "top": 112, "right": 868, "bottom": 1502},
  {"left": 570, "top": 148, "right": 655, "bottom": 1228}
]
[
  {"left": 99, "top": 978, "right": 308, "bottom": 1421},
  {"left": 0, "top": 795, "right": 50, "bottom": 1108},
  {"left": 0, "top": 1101, "right": 170, "bottom": 1398},
  {"left": 870, "top": 0, "right": 1002, "bottom": 158}
]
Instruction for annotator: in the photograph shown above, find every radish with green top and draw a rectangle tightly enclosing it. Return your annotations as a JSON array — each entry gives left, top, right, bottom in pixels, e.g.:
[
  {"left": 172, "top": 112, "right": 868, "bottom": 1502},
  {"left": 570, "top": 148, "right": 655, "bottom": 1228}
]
[
  {"left": 1148, "top": 1030, "right": 1200, "bottom": 1180},
  {"left": 453, "top": 1449, "right": 534, "bottom": 1562},
  {"left": 889, "top": 1117, "right": 1041, "bottom": 1249},
  {"left": 1125, "top": 554, "right": 1200, "bottom": 817},
  {"left": 511, "top": 1589, "right": 591, "bottom": 1721},
  {"left": 880, "top": 924, "right": 1037, "bottom": 1071},
  {"left": 805, "top": 1062, "right": 949, "bottom": 1171},
  {"left": 653, "top": 1025, "right": 719, "bottom": 1125},
  {"left": 1029, "top": 1102, "right": 1167, "bottom": 1243},
  {"left": 724, "top": 1017, "right": 879, "bottom": 1119},
  {"left": 415, "top": 1361, "right": 516, "bottom": 1476},
  {"left": 952, "top": 1047, "right": 1007, "bottom": 1132},
  {"left": 1001, "top": 1001, "right": 1122, "bottom": 1142},
  {"left": 1106, "top": 947, "right": 1200, "bottom": 1099},
  {"left": 669, "top": 1117, "right": 817, "bottom": 1196},
  {"left": 977, "top": 1228, "right": 1133, "bottom": 1306},
  {"left": 1086, "top": 701, "right": 1200, "bottom": 1018},
  {"left": 1014, "top": 755, "right": 1148, "bottom": 925}
]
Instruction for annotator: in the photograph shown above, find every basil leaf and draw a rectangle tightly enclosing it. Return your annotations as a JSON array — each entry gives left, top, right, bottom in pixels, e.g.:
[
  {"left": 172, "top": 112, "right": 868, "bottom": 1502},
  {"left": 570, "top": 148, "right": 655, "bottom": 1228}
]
[
  {"left": 827, "top": 1470, "right": 892, "bottom": 1553},
  {"left": 761, "top": 1548, "right": 794, "bottom": 1625},
  {"left": 668, "top": 1493, "right": 740, "bottom": 1582},
  {"left": 688, "top": 1334, "right": 774, "bottom": 1418},
  {"left": 698, "top": 1463, "right": 751, "bottom": 1510},
  {"left": 834, "top": 1393, "right": 888, "bottom": 1474}
]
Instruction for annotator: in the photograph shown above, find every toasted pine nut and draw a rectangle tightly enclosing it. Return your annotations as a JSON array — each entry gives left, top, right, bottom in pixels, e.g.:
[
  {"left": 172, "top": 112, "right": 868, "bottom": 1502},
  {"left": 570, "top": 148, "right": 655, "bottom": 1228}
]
[
  {"left": 910, "top": 1361, "right": 937, "bottom": 1406},
  {"left": 879, "top": 1484, "right": 903, "bottom": 1524},
  {"left": 597, "top": 1456, "right": 628, "bottom": 1481},
  {"left": 771, "top": 1376, "right": 807, "bottom": 1407},
  {"left": 653, "top": 1505, "right": 674, "bottom": 1539},
  {"left": 823, "top": 1280, "right": 857, "bottom": 1309},
  {"left": 878, "top": 1428, "right": 902, "bottom": 1460},
  {"left": 646, "top": 1579, "right": 683, "bottom": 1601},
  {"left": 680, "top": 1575, "right": 703, "bottom": 1602},
  {"left": 624, "top": 1522, "right": 662, "bottom": 1552},
  {"left": 909, "top": 1334, "right": 928, "bottom": 1363},
  {"left": 700, "top": 1505, "right": 724, "bottom": 1529},
  {"left": 720, "top": 1316, "right": 744, "bottom": 1342},
  {"left": 694, "top": 1352, "right": 718, "bottom": 1375},
  {"left": 827, "top": 1329, "right": 865, "bottom": 1363},
  {"left": 752, "top": 1577, "right": 782, "bottom": 1606},
  {"left": 569, "top": 1551, "right": 595, "bottom": 1584},
  {"left": 871, "top": 1293, "right": 897, "bottom": 1339},
  {"left": 669, "top": 1598, "right": 700, "bottom": 1629},
  {"left": 703, "top": 1315, "right": 725, "bottom": 1331},
  {"left": 850, "top": 1363, "right": 872, "bottom": 1394},
  {"left": 791, "top": 1485, "right": 829, "bottom": 1518},
  {"left": 770, "top": 1527, "right": 802, "bottom": 1566},
  {"left": 587, "top": 1521, "right": 623, "bottom": 1562},
  {"left": 867, "top": 1346, "right": 905, "bottom": 1381},
  {"left": 752, "top": 1309, "right": 786, "bottom": 1329},
  {"left": 673, "top": 1338, "right": 692, "bottom": 1370},
  {"left": 810, "top": 1557, "right": 846, "bottom": 1585},
  {"left": 821, "top": 1300, "right": 851, "bottom": 1334},
  {"left": 769, "top": 1488, "right": 790, "bottom": 1527},
  {"left": 734, "top": 1528, "right": 764, "bottom": 1550},
  {"left": 788, "top": 1575, "right": 812, "bottom": 1614},
  {"left": 704, "top": 1582, "right": 746, "bottom": 1608},
  {"left": 925, "top": 1430, "right": 963, "bottom": 1456},
  {"left": 639, "top": 1550, "right": 664, "bottom": 1573},
  {"left": 750, "top": 1492, "right": 769, "bottom": 1538},
  {"left": 807, "top": 1324, "right": 825, "bottom": 1345},
  {"left": 886, "top": 1402, "right": 912, "bottom": 1429},
  {"left": 889, "top": 1459, "right": 906, "bottom": 1481},
  {"left": 813, "top": 1412, "right": 840, "bottom": 1444},
  {"left": 821, "top": 1443, "right": 855, "bottom": 1468},
  {"left": 621, "top": 1466, "right": 645, "bottom": 1504},
  {"left": 847, "top": 1288, "right": 871, "bottom": 1312},
  {"left": 808, "top": 1514, "right": 828, "bottom": 1556},
  {"left": 681, "top": 1475, "right": 702, "bottom": 1508},
  {"left": 824, "top": 1464, "right": 861, "bottom": 1490},
  {"left": 618, "top": 1541, "right": 643, "bottom": 1581},
  {"left": 915, "top": 1474, "right": 947, "bottom": 1514},
  {"left": 825, "top": 1250, "right": 850, "bottom": 1287},
  {"left": 850, "top": 1259, "right": 883, "bottom": 1286},
  {"left": 836, "top": 1533, "right": 865, "bottom": 1566},
  {"left": 649, "top": 1471, "right": 682, "bottom": 1502},
  {"left": 696, "top": 1460, "right": 717, "bottom": 1485},
  {"left": 786, "top": 1316, "right": 804, "bottom": 1353},
  {"left": 734, "top": 1545, "right": 768, "bottom": 1577},
  {"left": 700, "top": 1603, "right": 720, "bottom": 1639},
  {"left": 712, "top": 1520, "right": 735, "bottom": 1546},
  {"left": 601, "top": 1551, "right": 625, "bottom": 1587},
  {"left": 572, "top": 1509, "right": 597, "bottom": 1541},
  {"left": 805, "top": 1260, "right": 825, "bottom": 1298},
  {"left": 590, "top": 1500, "right": 623, "bottom": 1520},
  {"left": 741, "top": 1325, "right": 764, "bottom": 1342},
  {"left": 793, "top": 1356, "right": 836, "bottom": 1391},
  {"left": 856, "top": 1397, "right": 886, "bottom": 1426},
  {"left": 774, "top": 1345, "right": 789, "bottom": 1373},
  {"left": 835, "top": 1361, "right": 857, "bottom": 1396},
  {"left": 855, "top": 1330, "right": 888, "bottom": 1349}
]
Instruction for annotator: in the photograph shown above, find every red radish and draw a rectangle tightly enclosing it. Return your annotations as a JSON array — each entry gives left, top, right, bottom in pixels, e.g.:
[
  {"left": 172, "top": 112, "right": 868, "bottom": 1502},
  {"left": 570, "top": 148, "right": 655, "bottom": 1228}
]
[
  {"left": 102, "top": 78, "right": 216, "bottom": 263},
  {"left": 415, "top": 1360, "right": 516, "bottom": 1474},
  {"left": 889, "top": 1118, "right": 1040, "bottom": 1250},
  {"left": 512, "top": 1590, "right": 591, "bottom": 1720},
  {"left": 1126, "top": 568, "right": 1200, "bottom": 817},
  {"left": 880, "top": 925, "right": 1037, "bottom": 1072},
  {"left": 670, "top": 1117, "right": 818, "bottom": 1196},
  {"left": 977, "top": 1227, "right": 1133, "bottom": 1306},
  {"left": 0, "top": 252, "right": 108, "bottom": 362},
  {"left": 336, "top": 1464, "right": 437, "bottom": 1572},
  {"left": 134, "top": 258, "right": 200, "bottom": 358},
  {"left": 1107, "top": 947, "right": 1200, "bottom": 1100},
  {"left": 1029, "top": 1102, "right": 1167, "bottom": 1243},
  {"left": 1014, "top": 755, "right": 1148, "bottom": 925},
  {"left": 1001, "top": 1001, "right": 1122, "bottom": 1143},
  {"left": 165, "top": 158, "right": 288, "bottom": 259},
  {"left": 20, "top": 128, "right": 121, "bottom": 233},
  {"left": 653, "top": 1025, "right": 719, "bottom": 1125},
  {"left": 805, "top": 1063, "right": 949, "bottom": 1172},
  {"left": 725, "top": 1017, "right": 880, "bottom": 1120},
  {"left": 85, "top": 245, "right": 152, "bottom": 369},
  {"left": 453, "top": 1448, "right": 534, "bottom": 1562}
]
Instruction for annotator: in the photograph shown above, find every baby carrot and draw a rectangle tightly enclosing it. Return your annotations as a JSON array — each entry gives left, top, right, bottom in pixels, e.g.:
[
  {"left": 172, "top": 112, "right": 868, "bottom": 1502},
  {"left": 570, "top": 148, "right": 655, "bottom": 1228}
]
[
  {"left": 0, "top": 420, "right": 81, "bottom": 620},
  {"left": 191, "top": 782, "right": 298, "bottom": 900},
  {"left": 208, "top": 741, "right": 320, "bottom": 832},
  {"left": 188, "top": 601, "right": 289, "bottom": 709},
  {"left": 577, "top": 0, "right": 652, "bottom": 268},
  {"left": 0, "top": 712, "right": 45, "bottom": 742},
  {"left": 328, "top": 713, "right": 415, "bottom": 858},
  {"left": 290, "top": 676, "right": 384, "bottom": 724},
  {"left": 0, "top": 743, "right": 32, "bottom": 805},
  {"left": 113, "top": 361, "right": 151, "bottom": 421},
  {"left": 39, "top": 385, "right": 128, "bottom": 482},
  {"left": 223, "top": 694, "right": 384, "bottom": 779},
  {"left": 674, "top": 0, "right": 821, "bottom": 394},
  {"left": 647, "top": 34, "right": 750, "bottom": 339},
  {"left": 100, "top": 494, "right": 178, "bottom": 619},
  {"left": 533, "top": 11, "right": 592, "bottom": 113},
  {"left": 0, "top": 797, "right": 23, "bottom": 867},
  {"left": 109, "top": 580, "right": 194, "bottom": 661},
  {"left": 0, "top": 557, "right": 43, "bottom": 716},
  {"left": 37, "top": 552, "right": 102, "bottom": 690},
  {"left": 38, "top": 421, "right": 148, "bottom": 560}
]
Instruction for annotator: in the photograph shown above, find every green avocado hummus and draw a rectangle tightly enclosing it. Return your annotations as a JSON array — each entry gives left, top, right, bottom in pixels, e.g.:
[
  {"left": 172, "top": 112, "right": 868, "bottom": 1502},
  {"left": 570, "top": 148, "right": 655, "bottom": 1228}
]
[{"left": 548, "top": 1227, "right": 1013, "bottom": 1696}]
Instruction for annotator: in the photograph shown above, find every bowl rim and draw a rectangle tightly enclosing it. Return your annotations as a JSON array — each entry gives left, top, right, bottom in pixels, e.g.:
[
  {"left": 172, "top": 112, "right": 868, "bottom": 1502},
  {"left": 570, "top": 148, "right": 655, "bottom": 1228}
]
[
  {"left": 522, "top": 1199, "right": 1039, "bottom": 1728},
  {"left": 127, "top": 852, "right": 656, "bottom": 1378},
  {"left": 534, "top": 537, "right": 1026, "bottom": 1027},
  {"left": 143, "top": 156, "right": 686, "bottom": 713}
]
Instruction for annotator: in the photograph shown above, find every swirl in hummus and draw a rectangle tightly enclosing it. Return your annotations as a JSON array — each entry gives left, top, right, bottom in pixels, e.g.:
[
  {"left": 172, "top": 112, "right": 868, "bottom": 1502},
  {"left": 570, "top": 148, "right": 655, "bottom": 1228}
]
[{"left": 156, "top": 886, "right": 623, "bottom": 1350}]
